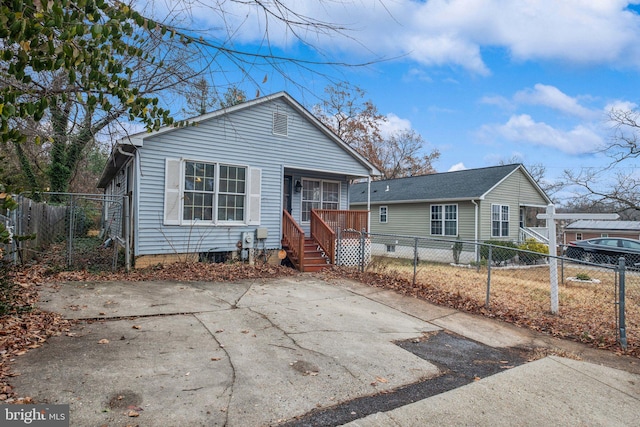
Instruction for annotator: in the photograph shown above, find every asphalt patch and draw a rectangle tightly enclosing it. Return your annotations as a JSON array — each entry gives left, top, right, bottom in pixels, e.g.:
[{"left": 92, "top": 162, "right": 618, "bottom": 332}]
[{"left": 280, "top": 330, "right": 528, "bottom": 427}]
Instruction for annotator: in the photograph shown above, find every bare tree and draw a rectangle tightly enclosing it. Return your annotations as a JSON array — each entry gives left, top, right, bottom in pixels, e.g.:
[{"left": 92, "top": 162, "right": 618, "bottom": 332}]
[
  {"left": 377, "top": 130, "right": 439, "bottom": 179},
  {"left": 564, "top": 108, "right": 640, "bottom": 215},
  {"left": 1, "top": 1, "right": 380, "bottom": 195},
  {"left": 219, "top": 87, "right": 248, "bottom": 109},
  {"left": 314, "top": 83, "right": 439, "bottom": 179},
  {"left": 182, "top": 78, "right": 220, "bottom": 117}
]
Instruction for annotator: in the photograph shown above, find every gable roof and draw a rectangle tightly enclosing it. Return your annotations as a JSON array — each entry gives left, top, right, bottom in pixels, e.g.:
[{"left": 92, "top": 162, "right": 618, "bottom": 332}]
[
  {"left": 350, "top": 164, "right": 551, "bottom": 205},
  {"left": 565, "top": 220, "right": 640, "bottom": 232},
  {"left": 98, "top": 91, "right": 380, "bottom": 188}
]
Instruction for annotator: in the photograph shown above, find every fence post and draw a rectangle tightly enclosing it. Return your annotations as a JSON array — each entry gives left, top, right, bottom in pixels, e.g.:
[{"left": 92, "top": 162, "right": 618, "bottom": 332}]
[
  {"left": 336, "top": 227, "right": 341, "bottom": 266},
  {"left": 359, "top": 229, "right": 365, "bottom": 273},
  {"left": 618, "top": 257, "right": 627, "bottom": 350},
  {"left": 413, "top": 237, "right": 418, "bottom": 286},
  {"left": 485, "top": 245, "right": 492, "bottom": 308},
  {"left": 124, "top": 195, "right": 131, "bottom": 272},
  {"left": 67, "top": 195, "right": 74, "bottom": 268}
]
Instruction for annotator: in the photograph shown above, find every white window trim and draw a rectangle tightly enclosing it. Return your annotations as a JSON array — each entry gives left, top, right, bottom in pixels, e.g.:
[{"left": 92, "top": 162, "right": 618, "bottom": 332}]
[
  {"left": 301, "top": 178, "right": 341, "bottom": 223},
  {"left": 491, "top": 204, "right": 510, "bottom": 237},
  {"left": 379, "top": 206, "right": 388, "bottom": 223},
  {"left": 430, "top": 203, "right": 458, "bottom": 236},
  {"left": 164, "top": 158, "right": 260, "bottom": 226}
]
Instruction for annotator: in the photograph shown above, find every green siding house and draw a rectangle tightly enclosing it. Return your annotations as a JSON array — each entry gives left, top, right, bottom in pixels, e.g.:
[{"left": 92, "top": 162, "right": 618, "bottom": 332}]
[{"left": 349, "top": 164, "right": 551, "bottom": 262}]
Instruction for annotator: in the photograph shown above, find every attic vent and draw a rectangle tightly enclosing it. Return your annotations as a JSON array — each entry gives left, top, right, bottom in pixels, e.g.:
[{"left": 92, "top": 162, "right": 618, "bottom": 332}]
[{"left": 273, "top": 112, "right": 288, "bottom": 136}]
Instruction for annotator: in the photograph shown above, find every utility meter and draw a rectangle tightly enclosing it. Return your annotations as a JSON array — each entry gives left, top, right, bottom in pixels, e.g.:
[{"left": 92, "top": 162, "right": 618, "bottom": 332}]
[{"left": 242, "top": 231, "right": 254, "bottom": 249}]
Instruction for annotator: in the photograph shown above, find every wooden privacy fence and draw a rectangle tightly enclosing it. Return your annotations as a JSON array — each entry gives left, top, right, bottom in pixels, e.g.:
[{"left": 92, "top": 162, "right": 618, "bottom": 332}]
[{"left": 15, "top": 195, "right": 68, "bottom": 259}]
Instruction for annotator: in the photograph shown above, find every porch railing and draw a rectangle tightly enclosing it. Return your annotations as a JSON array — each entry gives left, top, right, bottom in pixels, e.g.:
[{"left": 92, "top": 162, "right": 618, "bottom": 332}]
[
  {"left": 282, "top": 209, "right": 368, "bottom": 271},
  {"left": 282, "top": 210, "right": 305, "bottom": 270},
  {"left": 311, "top": 210, "right": 336, "bottom": 264},
  {"left": 313, "top": 209, "right": 368, "bottom": 234}
]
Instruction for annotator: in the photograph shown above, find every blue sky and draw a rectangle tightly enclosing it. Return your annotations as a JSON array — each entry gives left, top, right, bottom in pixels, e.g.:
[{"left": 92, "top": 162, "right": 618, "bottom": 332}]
[{"left": 148, "top": 0, "right": 640, "bottom": 200}]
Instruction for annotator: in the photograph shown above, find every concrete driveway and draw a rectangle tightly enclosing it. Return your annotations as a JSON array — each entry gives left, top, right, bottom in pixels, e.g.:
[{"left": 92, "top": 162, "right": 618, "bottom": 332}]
[{"left": 9, "top": 276, "right": 640, "bottom": 426}]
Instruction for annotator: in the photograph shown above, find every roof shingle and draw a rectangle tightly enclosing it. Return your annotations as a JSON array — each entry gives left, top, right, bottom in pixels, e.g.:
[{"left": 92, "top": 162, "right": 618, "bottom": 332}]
[{"left": 349, "top": 164, "right": 523, "bottom": 204}]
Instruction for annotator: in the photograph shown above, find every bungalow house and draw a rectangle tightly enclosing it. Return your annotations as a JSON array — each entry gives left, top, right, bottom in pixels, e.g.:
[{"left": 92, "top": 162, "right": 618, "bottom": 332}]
[
  {"left": 98, "top": 92, "right": 380, "bottom": 270},
  {"left": 349, "top": 164, "right": 551, "bottom": 263},
  {"left": 563, "top": 220, "right": 640, "bottom": 243}
]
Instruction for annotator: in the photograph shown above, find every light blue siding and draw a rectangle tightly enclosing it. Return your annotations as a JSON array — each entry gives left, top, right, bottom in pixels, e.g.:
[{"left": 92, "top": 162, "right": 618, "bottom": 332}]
[{"left": 130, "top": 97, "right": 371, "bottom": 256}]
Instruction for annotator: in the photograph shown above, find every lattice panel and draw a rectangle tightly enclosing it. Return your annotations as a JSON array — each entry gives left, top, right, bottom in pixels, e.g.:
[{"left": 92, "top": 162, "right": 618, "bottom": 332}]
[{"left": 336, "top": 238, "right": 371, "bottom": 267}]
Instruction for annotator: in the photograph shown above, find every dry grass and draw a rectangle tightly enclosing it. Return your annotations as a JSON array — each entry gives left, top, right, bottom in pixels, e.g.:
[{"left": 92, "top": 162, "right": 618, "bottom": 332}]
[{"left": 337, "top": 257, "right": 640, "bottom": 357}]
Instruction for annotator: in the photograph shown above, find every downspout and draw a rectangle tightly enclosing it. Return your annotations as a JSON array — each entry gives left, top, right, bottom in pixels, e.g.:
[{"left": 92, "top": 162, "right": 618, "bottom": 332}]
[
  {"left": 367, "top": 176, "right": 372, "bottom": 232},
  {"left": 471, "top": 199, "right": 479, "bottom": 261}
]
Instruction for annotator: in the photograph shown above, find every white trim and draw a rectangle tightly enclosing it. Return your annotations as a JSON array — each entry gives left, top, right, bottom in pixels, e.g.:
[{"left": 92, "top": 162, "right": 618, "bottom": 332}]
[
  {"left": 430, "top": 203, "right": 458, "bottom": 236},
  {"left": 166, "top": 158, "right": 254, "bottom": 226},
  {"left": 491, "top": 203, "right": 510, "bottom": 237},
  {"left": 300, "top": 178, "right": 341, "bottom": 223},
  {"left": 283, "top": 164, "right": 371, "bottom": 179},
  {"left": 379, "top": 206, "right": 388, "bottom": 223}
]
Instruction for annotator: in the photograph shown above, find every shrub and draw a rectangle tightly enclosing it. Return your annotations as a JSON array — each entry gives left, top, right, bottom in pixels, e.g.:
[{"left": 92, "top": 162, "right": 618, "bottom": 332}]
[
  {"left": 480, "top": 240, "right": 518, "bottom": 265},
  {"left": 576, "top": 273, "right": 591, "bottom": 281},
  {"left": 518, "top": 239, "right": 549, "bottom": 264},
  {"left": 452, "top": 238, "right": 463, "bottom": 264}
]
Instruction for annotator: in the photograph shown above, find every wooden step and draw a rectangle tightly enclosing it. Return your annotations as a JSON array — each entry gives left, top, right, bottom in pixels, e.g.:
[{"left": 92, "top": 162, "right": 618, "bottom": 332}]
[{"left": 282, "top": 238, "right": 331, "bottom": 272}]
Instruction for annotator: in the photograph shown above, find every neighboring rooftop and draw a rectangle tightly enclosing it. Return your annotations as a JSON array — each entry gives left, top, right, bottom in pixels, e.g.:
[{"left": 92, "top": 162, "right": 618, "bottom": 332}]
[
  {"left": 349, "top": 164, "right": 543, "bottom": 204},
  {"left": 565, "top": 220, "right": 640, "bottom": 231}
]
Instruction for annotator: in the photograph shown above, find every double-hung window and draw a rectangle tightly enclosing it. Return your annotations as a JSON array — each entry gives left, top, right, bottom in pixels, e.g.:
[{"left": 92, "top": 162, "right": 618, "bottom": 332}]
[
  {"left": 301, "top": 180, "right": 340, "bottom": 221},
  {"left": 379, "top": 206, "right": 388, "bottom": 223},
  {"left": 491, "top": 204, "right": 510, "bottom": 237},
  {"left": 218, "top": 165, "right": 246, "bottom": 221},
  {"left": 183, "top": 161, "right": 216, "bottom": 221},
  {"left": 431, "top": 204, "right": 457, "bottom": 236},
  {"left": 165, "top": 159, "right": 258, "bottom": 225}
]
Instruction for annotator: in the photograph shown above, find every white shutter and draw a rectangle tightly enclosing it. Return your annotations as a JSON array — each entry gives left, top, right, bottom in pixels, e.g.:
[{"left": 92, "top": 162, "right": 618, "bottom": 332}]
[
  {"left": 164, "top": 158, "right": 182, "bottom": 225},
  {"left": 247, "top": 167, "right": 261, "bottom": 225}
]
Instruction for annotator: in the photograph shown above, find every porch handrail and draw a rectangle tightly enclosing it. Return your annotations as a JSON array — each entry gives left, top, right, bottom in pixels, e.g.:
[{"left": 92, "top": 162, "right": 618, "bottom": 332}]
[
  {"left": 520, "top": 226, "right": 549, "bottom": 244},
  {"left": 311, "top": 209, "right": 336, "bottom": 264},
  {"left": 283, "top": 209, "right": 304, "bottom": 270},
  {"left": 314, "top": 209, "right": 369, "bottom": 233}
]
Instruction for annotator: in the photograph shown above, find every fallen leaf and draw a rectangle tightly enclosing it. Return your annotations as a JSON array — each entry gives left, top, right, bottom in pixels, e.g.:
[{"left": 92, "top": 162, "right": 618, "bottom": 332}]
[
  {"left": 211, "top": 357, "right": 221, "bottom": 361},
  {"left": 132, "top": 325, "right": 141, "bottom": 330},
  {"left": 126, "top": 410, "right": 140, "bottom": 417},
  {"left": 98, "top": 339, "right": 109, "bottom": 344}
]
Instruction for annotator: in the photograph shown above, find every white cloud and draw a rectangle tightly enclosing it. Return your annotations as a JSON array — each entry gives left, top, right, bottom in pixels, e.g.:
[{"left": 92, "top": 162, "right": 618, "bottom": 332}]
[
  {"left": 514, "top": 84, "right": 597, "bottom": 119},
  {"left": 379, "top": 113, "right": 412, "bottom": 138},
  {"left": 153, "top": 1, "right": 640, "bottom": 75},
  {"left": 482, "top": 114, "right": 604, "bottom": 155},
  {"left": 448, "top": 162, "right": 467, "bottom": 172},
  {"left": 605, "top": 100, "right": 638, "bottom": 113}
]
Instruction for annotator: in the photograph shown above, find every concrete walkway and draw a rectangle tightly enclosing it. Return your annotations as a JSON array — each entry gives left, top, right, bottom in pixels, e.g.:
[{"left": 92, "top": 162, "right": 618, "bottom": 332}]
[{"left": 9, "top": 276, "right": 640, "bottom": 426}]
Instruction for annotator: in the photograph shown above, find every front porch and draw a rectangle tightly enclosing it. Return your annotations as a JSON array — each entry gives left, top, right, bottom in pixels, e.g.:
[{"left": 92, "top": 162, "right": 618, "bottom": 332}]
[{"left": 282, "top": 209, "right": 368, "bottom": 272}]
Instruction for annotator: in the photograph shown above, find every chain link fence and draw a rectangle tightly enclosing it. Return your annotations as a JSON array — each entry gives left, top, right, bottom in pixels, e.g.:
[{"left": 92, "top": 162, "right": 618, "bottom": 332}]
[
  {"left": 337, "top": 231, "right": 637, "bottom": 352},
  {"left": 9, "top": 193, "right": 129, "bottom": 271}
]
